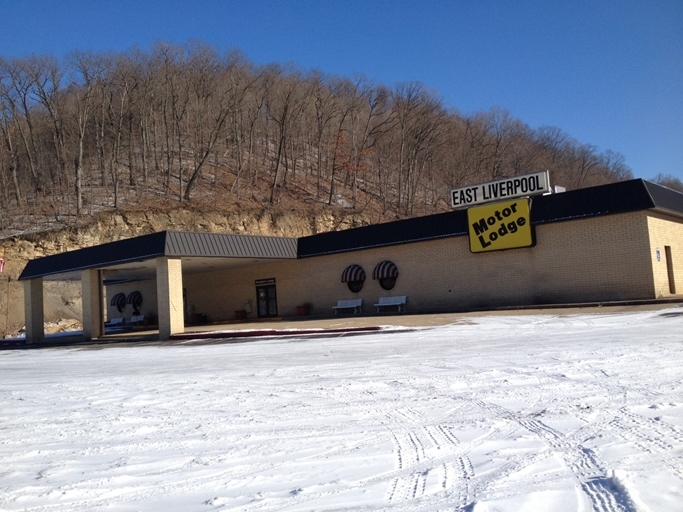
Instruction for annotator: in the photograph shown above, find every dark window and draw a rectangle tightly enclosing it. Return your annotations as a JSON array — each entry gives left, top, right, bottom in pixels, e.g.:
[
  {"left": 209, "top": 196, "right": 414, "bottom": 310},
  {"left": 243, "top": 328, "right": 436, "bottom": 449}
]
[
  {"left": 347, "top": 280, "right": 364, "bottom": 293},
  {"left": 373, "top": 261, "right": 398, "bottom": 290},
  {"left": 379, "top": 277, "right": 397, "bottom": 291}
]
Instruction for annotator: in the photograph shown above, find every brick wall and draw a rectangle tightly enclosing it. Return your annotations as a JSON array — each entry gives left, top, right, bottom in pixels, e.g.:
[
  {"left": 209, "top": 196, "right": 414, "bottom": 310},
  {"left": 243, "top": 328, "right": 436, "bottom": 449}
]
[
  {"left": 182, "top": 210, "right": 660, "bottom": 321},
  {"left": 647, "top": 212, "right": 683, "bottom": 296}
]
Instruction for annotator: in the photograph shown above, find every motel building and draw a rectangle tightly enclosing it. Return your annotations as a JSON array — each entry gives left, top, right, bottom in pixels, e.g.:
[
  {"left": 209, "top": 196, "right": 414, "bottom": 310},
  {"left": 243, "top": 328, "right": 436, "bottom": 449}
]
[{"left": 18, "top": 173, "right": 683, "bottom": 344}]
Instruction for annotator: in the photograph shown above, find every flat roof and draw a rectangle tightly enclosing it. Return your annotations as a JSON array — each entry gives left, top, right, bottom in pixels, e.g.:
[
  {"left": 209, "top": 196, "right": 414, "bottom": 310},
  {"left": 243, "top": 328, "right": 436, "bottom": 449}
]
[
  {"left": 298, "top": 179, "right": 682, "bottom": 257},
  {"left": 19, "top": 231, "right": 298, "bottom": 281}
]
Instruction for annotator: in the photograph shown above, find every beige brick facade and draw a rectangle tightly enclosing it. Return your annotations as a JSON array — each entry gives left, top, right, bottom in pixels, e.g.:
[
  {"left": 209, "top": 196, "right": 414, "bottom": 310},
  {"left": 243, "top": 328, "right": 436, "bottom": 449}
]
[
  {"left": 177, "top": 210, "right": 663, "bottom": 321},
  {"left": 99, "top": 209, "right": 679, "bottom": 325},
  {"left": 647, "top": 212, "right": 683, "bottom": 296}
]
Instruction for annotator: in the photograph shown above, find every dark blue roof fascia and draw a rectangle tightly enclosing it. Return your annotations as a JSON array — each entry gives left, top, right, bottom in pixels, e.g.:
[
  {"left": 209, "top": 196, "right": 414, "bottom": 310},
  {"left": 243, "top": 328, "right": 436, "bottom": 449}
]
[
  {"left": 19, "top": 231, "right": 168, "bottom": 281},
  {"left": 298, "top": 179, "right": 675, "bottom": 258},
  {"left": 529, "top": 179, "right": 656, "bottom": 224},
  {"left": 297, "top": 209, "right": 469, "bottom": 258}
]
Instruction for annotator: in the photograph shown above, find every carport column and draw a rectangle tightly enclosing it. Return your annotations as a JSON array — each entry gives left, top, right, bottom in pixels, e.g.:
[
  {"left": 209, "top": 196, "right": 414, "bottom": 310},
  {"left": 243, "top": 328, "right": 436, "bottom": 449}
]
[
  {"left": 23, "top": 278, "right": 44, "bottom": 344},
  {"left": 156, "top": 257, "right": 184, "bottom": 340},
  {"left": 81, "top": 269, "right": 104, "bottom": 341}
]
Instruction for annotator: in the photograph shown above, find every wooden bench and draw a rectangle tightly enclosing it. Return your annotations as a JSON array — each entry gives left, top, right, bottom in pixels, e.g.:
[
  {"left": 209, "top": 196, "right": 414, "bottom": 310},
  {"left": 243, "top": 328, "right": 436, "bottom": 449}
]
[
  {"left": 374, "top": 295, "right": 407, "bottom": 313},
  {"left": 332, "top": 298, "right": 363, "bottom": 314}
]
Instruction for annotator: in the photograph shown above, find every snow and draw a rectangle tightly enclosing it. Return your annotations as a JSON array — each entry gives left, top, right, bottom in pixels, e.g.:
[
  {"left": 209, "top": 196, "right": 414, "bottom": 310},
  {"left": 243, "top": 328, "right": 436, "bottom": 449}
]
[{"left": 2, "top": 307, "right": 683, "bottom": 511}]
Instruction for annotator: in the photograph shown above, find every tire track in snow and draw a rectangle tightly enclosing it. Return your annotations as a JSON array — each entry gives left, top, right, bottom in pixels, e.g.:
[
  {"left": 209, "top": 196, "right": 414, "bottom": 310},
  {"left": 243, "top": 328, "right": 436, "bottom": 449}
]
[
  {"left": 347, "top": 395, "right": 485, "bottom": 507},
  {"left": 383, "top": 408, "right": 428, "bottom": 502},
  {"left": 608, "top": 407, "right": 683, "bottom": 482},
  {"left": 519, "top": 417, "right": 637, "bottom": 512},
  {"left": 379, "top": 416, "right": 522, "bottom": 508},
  {"left": 471, "top": 398, "right": 637, "bottom": 512},
  {"left": 617, "top": 407, "right": 683, "bottom": 451},
  {"left": 580, "top": 361, "right": 683, "bottom": 483},
  {"left": 320, "top": 379, "right": 468, "bottom": 504}
]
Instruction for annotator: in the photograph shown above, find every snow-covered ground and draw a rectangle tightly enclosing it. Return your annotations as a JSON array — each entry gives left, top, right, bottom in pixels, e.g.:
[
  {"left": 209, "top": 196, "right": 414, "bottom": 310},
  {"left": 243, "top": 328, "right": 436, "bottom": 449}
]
[{"left": 2, "top": 307, "right": 683, "bottom": 511}]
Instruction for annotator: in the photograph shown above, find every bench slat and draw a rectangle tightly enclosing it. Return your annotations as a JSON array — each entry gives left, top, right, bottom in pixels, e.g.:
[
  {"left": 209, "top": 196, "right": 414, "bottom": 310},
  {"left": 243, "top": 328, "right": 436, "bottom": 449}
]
[
  {"left": 374, "top": 296, "right": 407, "bottom": 312},
  {"left": 332, "top": 298, "right": 363, "bottom": 314}
]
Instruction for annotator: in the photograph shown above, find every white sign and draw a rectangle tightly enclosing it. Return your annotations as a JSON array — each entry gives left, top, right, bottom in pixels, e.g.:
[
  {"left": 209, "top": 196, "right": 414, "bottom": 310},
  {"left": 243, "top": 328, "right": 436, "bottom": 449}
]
[{"left": 451, "top": 170, "right": 551, "bottom": 208}]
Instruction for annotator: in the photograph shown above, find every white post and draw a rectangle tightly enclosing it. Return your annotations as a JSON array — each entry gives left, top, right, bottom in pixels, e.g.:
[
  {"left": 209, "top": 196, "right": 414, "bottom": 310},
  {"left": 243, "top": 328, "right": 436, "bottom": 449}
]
[
  {"left": 156, "top": 257, "right": 184, "bottom": 340},
  {"left": 82, "top": 269, "right": 104, "bottom": 341},
  {"left": 23, "top": 278, "right": 44, "bottom": 344}
]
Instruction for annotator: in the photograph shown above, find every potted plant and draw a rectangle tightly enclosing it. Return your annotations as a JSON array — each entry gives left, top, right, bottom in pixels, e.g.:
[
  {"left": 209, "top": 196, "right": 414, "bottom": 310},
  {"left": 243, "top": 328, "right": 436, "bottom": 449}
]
[{"left": 296, "top": 303, "right": 311, "bottom": 316}]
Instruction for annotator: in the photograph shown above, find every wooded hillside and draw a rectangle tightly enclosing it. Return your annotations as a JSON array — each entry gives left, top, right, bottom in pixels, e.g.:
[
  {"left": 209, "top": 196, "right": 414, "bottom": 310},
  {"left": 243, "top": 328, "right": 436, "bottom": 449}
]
[{"left": 0, "top": 42, "right": 634, "bottom": 238}]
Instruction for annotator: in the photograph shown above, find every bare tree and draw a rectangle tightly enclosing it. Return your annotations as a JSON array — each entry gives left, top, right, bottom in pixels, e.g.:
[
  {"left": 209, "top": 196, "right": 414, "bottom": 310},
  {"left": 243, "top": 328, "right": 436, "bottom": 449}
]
[
  {"left": 183, "top": 46, "right": 253, "bottom": 201},
  {"left": 67, "top": 51, "right": 107, "bottom": 215},
  {"left": 308, "top": 72, "right": 340, "bottom": 197},
  {"left": 264, "top": 65, "right": 307, "bottom": 204},
  {"left": 391, "top": 82, "right": 446, "bottom": 214},
  {"left": 0, "top": 80, "right": 22, "bottom": 203},
  {"left": 23, "top": 55, "right": 68, "bottom": 192},
  {"left": 0, "top": 43, "right": 638, "bottom": 237},
  {"left": 0, "top": 58, "right": 41, "bottom": 188},
  {"left": 652, "top": 173, "right": 683, "bottom": 192}
]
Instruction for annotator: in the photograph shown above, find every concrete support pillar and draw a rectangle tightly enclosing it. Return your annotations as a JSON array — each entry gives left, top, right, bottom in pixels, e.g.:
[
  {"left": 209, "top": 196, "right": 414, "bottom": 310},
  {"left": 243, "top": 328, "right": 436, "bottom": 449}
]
[
  {"left": 156, "top": 257, "right": 184, "bottom": 340},
  {"left": 24, "top": 278, "right": 44, "bottom": 344},
  {"left": 81, "top": 269, "right": 103, "bottom": 341}
]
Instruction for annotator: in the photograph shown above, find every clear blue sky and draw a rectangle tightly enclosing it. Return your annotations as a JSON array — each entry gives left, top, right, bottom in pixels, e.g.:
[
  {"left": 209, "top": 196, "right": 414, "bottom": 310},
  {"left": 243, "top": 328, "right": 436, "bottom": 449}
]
[{"left": 2, "top": 0, "right": 681, "bottom": 183}]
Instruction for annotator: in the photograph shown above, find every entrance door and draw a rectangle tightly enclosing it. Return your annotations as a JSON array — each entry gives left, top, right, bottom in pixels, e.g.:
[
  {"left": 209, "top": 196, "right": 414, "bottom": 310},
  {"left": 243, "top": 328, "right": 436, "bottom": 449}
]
[
  {"left": 665, "top": 246, "right": 676, "bottom": 294},
  {"left": 257, "top": 284, "right": 278, "bottom": 318}
]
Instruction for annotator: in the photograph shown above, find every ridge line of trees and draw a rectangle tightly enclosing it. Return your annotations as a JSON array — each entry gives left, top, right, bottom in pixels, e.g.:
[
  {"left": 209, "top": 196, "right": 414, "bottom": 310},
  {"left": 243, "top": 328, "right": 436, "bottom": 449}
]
[{"left": 1, "top": 42, "right": 636, "bottom": 236}]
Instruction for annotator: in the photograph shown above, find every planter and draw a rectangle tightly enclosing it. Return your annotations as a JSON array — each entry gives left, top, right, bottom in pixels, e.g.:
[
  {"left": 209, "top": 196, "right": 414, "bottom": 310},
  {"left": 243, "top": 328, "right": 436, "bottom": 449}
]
[
  {"left": 296, "top": 305, "right": 311, "bottom": 316},
  {"left": 190, "top": 313, "right": 207, "bottom": 325}
]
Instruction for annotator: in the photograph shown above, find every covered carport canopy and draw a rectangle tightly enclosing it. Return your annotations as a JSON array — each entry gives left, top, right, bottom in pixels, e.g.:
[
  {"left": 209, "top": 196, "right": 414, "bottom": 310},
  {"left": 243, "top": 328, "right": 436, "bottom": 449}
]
[{"left": 19, "top": 230, "right": 298, "bottom": 343}]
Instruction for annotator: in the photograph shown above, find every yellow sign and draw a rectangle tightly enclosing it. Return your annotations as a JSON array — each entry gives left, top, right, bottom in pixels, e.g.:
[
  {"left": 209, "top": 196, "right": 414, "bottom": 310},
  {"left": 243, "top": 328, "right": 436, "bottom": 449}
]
[{"left": 468, "top": 198, "right": 534, "bottom": 253}]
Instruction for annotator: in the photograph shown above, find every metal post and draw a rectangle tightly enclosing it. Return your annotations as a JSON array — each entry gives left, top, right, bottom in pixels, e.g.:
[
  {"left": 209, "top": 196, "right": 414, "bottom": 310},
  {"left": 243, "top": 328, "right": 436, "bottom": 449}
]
[{"left": 4, "top": 276, "right": 9, "bottom": 337}]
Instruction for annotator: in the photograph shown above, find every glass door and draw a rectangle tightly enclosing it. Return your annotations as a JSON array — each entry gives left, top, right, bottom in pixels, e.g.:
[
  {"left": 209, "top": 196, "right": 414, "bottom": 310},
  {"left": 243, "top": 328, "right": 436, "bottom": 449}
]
[{"left": 256, "top": 284, "right": 278, "bottom": 318}]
